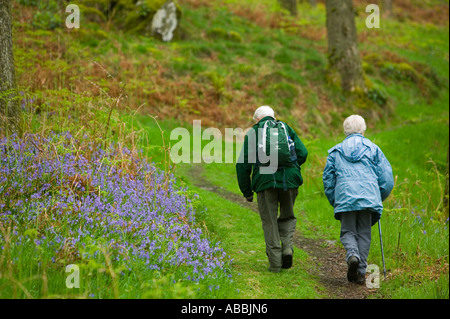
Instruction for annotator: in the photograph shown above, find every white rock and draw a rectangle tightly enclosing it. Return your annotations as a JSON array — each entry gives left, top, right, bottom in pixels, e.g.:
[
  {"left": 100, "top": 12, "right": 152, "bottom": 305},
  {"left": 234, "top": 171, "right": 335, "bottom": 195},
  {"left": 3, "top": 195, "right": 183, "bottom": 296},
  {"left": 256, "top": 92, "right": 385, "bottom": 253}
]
[{"left": 151, "top": 1, "right": 178, "bottom": 42}]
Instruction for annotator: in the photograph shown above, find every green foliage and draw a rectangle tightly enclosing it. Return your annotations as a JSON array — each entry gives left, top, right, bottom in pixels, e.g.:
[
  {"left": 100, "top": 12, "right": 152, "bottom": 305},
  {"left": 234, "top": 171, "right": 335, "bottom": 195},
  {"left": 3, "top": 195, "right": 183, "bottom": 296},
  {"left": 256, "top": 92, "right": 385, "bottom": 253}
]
[
  {"left": 367, "top": 87, "right": 388, "bottom": 107},
  {"left": 31, "top": 1, "right": 63, "bottom": 30},
  {"left": 274, "top": 49, "right": 294, "bottom": 64},
  {"left": 263, "top": 82, "right": 298, "bottom": 109},
  {"left": 20, "top": 0, "right": 183, "bottom": 38},
  {"left": 136, "top": 0, "right": 168, "bottom": 15},
  {"left": 381, "top": 62, "right": 422, "bottom": 83},
  {"left": 16, "top": 0, "right": 40, "bottom": 6},
  {"left": 207, "top": 28, "right": 243, "bottom": 42},
  {"left": 201, "top": 71, "right": 226, "bottom": 97}
]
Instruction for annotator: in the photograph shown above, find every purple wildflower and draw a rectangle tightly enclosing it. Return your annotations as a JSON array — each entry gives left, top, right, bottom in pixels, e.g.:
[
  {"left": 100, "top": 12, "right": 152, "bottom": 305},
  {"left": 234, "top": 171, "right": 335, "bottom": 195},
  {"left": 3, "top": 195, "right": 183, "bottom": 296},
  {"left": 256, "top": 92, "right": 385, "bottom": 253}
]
[{"left": 0, "top": 132, "right": 232, "bottom": 283}]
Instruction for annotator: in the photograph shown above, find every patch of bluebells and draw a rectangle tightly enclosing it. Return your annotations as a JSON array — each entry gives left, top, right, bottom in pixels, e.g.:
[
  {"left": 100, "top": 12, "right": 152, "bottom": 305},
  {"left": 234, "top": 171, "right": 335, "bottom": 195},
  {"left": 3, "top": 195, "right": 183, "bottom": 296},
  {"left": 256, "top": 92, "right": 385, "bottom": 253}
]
[
  {"left": 19, "top": 91, "right": 35, "bottom": 113},
  {"left": 0, "top": 132, "right": 232, "bottom": 282}
]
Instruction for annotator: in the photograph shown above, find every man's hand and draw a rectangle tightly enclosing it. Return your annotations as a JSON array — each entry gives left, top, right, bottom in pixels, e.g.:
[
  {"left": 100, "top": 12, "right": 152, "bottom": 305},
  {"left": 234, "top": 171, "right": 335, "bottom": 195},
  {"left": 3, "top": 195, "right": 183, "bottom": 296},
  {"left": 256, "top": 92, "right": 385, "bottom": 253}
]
[{"left": 245, "top": 195, "right": 254, "bottom": 202}]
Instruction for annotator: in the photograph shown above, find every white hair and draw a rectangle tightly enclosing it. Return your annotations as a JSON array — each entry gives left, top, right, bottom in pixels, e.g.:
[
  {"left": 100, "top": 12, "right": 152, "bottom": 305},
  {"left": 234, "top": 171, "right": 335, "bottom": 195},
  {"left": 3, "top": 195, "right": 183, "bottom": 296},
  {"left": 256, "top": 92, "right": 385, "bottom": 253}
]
[
  {"left": 253, "top": 105, "right": 275, "bottom": 122},
  {"left": 343, "top": 115, "right": 367, "bottom": 136}
]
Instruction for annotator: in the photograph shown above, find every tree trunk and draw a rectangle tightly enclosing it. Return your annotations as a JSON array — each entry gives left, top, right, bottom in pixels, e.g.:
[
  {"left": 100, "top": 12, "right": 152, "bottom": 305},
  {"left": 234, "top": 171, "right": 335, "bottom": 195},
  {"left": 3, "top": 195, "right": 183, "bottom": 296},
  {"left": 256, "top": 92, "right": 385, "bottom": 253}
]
[
  {"left": 0, "top": 0, "right": 21, "bottom": 134},
  {"left": 278, "top": 0, "right": 298, "bottom": 16},
  {"left": 325, "top": 0, "right": 366, "bottom": 93},
  {"left": 384, "top": 0, "right": 393, "bottom": 17}
]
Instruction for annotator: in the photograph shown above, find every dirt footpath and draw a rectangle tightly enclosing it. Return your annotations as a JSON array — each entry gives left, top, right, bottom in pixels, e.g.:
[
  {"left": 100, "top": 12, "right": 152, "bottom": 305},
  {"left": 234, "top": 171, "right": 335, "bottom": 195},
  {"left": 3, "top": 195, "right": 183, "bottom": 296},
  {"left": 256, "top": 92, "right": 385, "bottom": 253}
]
[{"left": 186, "top": 165, "right": 374, "bottom": 299}]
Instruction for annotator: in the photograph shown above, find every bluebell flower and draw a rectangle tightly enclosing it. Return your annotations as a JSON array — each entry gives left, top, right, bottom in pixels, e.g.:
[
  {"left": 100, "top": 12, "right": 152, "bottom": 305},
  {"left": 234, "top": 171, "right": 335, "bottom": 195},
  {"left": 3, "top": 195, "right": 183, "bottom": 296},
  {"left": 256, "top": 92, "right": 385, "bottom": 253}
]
[{"left": 0, "top": 132, "right": 232, "bottom": 283}]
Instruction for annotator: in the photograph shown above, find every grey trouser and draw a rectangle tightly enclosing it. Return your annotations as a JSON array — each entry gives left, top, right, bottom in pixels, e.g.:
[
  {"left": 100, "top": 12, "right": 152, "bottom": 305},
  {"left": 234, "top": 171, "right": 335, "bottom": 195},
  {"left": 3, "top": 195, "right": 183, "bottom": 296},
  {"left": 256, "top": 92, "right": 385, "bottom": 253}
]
[
  {"left": 340, "top": 210, "right": 372, "bottom": 275},
  {"left": 257, "top": 188, "right": 298, "bottom": 271}
]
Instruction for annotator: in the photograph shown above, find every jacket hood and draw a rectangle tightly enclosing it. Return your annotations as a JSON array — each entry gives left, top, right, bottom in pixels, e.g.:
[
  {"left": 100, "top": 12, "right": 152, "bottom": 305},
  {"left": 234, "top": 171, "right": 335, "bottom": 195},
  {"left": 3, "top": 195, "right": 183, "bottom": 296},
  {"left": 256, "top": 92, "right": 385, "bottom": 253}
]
[{"left": 336, "top": 134, "right": 370, "bottom": 162}]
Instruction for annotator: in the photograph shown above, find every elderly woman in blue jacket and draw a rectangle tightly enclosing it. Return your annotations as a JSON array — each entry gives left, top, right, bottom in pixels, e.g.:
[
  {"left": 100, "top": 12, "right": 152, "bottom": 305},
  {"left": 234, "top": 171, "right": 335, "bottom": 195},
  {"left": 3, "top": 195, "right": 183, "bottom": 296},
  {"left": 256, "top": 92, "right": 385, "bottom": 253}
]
[{"left": 323, "top": 115, "right": 394, "bottom": 285}]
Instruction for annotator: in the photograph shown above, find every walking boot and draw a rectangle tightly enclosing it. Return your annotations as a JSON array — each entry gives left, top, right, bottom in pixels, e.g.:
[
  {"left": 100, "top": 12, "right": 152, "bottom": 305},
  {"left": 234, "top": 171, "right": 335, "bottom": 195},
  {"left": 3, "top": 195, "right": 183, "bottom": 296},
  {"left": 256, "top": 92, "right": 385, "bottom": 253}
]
[
  {"left": 281, "top": 249, "right": 293, "bottom": 269},
  {"left": 347, "top": 256, "right": 359, "bottom": 282},
  {"left": 281, "top": 254, "right": 293, "bottom": 269},
  {"left": 355, "top": 272, "right": 365, "bottom": 285}
]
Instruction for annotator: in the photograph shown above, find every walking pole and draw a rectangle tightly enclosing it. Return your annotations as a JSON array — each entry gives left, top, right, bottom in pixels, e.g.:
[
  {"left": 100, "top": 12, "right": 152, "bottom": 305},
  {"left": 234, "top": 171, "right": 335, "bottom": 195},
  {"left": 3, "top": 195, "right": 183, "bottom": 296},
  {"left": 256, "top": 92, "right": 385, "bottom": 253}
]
[{"left": 378, "top": 220, "right": 387, "bottom": 280}]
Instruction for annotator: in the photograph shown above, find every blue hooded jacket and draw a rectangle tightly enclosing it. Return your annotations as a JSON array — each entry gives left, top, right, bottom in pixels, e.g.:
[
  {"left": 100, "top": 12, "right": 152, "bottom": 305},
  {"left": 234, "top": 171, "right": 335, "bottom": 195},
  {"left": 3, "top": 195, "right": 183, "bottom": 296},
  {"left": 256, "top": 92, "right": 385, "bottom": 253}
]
[{"left": 323, "top": 134, "right": 394, "bottom": 226}]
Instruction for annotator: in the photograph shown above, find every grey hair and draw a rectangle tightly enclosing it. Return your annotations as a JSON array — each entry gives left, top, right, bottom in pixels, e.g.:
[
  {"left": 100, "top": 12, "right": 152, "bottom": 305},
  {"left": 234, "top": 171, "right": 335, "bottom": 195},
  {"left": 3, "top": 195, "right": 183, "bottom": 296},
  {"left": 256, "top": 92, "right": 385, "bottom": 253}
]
[
  {"left": 253, "top": 105, "right": 275, "bottom": 122},
  {"left": 343, "top": 115, "right": 367, "bottom": 136}
]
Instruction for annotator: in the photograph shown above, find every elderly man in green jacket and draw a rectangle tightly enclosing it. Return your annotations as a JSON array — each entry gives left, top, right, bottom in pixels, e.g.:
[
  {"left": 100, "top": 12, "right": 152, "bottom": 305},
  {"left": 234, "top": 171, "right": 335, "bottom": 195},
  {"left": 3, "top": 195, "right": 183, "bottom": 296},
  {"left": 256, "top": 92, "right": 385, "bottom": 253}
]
[{"left": 236, "top": 106, "right": 308, "bottom": 272}]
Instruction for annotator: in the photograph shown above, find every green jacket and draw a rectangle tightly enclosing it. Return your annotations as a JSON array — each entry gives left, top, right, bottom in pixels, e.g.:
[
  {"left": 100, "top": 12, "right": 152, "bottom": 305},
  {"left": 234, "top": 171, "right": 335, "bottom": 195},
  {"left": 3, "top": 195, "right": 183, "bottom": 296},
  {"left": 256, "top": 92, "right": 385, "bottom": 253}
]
[{"left": 236, "top": 117, "right": 308, "bottom": 197}]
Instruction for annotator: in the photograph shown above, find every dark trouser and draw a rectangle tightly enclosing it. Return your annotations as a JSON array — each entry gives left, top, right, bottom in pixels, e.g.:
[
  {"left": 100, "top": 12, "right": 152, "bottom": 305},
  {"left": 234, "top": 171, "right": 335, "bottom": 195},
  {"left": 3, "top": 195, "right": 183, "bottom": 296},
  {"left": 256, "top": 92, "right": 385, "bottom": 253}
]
[
  {"left": 339, "top": 210, "right": 372, "bottom": 275},
  {"left": 257, "top": 188, "right": 298, "bottom": 271}
]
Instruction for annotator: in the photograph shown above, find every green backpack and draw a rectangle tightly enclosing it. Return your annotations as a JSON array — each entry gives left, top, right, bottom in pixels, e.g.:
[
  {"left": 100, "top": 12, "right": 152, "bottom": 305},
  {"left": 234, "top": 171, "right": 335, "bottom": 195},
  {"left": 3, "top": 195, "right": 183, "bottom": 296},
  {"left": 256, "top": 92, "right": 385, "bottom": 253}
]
[{"left": 256, "top": 119, "right": 297, "bottom": 168}]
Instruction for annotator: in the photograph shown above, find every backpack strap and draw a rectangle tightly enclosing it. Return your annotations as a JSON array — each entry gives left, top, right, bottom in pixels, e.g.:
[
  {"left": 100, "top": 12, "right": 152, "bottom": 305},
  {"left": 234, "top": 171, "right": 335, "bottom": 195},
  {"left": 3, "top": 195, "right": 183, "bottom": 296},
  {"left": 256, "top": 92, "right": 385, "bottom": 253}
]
[
  {"left": 277, "top": 121, "right": 290, "bottom": 145},
  {"left": 260, "top": 120, "right": 269, "bottom": 155}
]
